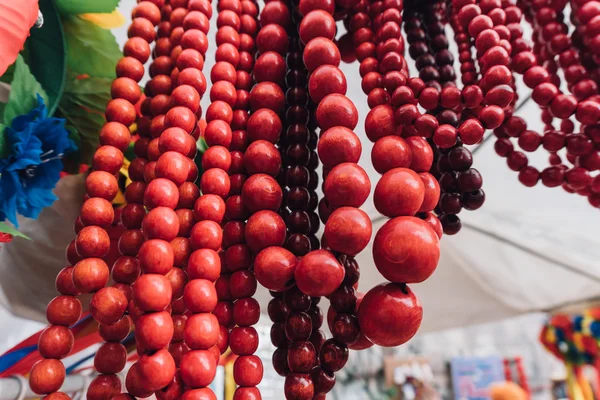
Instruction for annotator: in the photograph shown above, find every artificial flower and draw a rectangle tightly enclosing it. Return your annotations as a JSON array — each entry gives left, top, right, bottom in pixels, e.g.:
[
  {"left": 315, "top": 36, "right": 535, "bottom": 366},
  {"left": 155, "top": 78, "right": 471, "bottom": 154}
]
[{"left": 0, "top": 94, "right": 76, "bottom": 227}]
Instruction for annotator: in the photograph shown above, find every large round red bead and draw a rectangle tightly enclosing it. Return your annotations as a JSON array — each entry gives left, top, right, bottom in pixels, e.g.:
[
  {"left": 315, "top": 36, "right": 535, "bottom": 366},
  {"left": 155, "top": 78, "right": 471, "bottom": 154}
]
[
  {"left": 324, "top": 207, "right": 372, "bottom": 256},
  {"left": 358, "top": 283, "right": 422, "bottom": 347},
  {"left": 374, "top": 168, "right": 425, "bottom": 217},
  {"left": 372, "top": 216, "right": 439, "bottom": 283},
  {"left": 294, "top": 250, "right": 344, "bottom": 296},
  {"left": 254, "top": 246, "right": 297, "bottom": 291}
]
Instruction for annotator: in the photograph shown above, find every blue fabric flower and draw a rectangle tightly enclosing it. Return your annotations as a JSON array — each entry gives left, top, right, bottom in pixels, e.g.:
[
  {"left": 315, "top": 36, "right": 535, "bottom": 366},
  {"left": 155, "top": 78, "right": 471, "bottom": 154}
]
[{"left": 0, "top": 94, "right": 76, "bottom": 227}]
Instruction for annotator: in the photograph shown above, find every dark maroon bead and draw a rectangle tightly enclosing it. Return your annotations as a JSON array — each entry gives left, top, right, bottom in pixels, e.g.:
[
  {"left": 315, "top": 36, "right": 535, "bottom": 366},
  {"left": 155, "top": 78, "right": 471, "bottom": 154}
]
[
  {"left": 329, "top": 285, "right": 357, "bottom": 313},
  {"left": 311, "top": 366, "right": 336, "bottom": 395},
  {"left": 307, "top": 305, "right": 323, "bottom": 329},
  {"left": 319, "top": 339, "right": 348, "bottom": 373},
  {"left": 331, "top": 313, "right": 360, "bottom": 345},
  {"left": 286, "top": 87, "right": 309, "bottom": 106},
  {"left": 309, "top": 212, "right": 320, "bottom": 234},
  {"left": 309, "top": 329, "right": 326, "bottom": 355},
  {"left": 268, "top": 298, "right": 291, "bottom": 323},
  {"left": 271, "top": 323, "right": 290, "bottom": 347},
  {"left": 457, "top": 168, "right": 483, "bottom": 191},
  {"left": 286, "top": 124, "right": 310, "bottom": 144},
  {"left": 287, "top": 211, "right": 311, "bottom": 234},
  {"left": 287, "top": 166, "right": 310, "bottom": 187},
  {"left": 287, "top": 341, "right": 316, "bottom": 373},
  {"left": 284, "top": 286, "right": 312, "bottom": 311},
  {"left": 439, "top": 192, "right": 462, "bottom": 214},
  {"left": 440, "top": 214, "right": 462, "bottom": 235},
  {"left": 439, "top": 172, "right": 459, "bottom": 192},
  {"left": 287, "top": 187, "right": 310, "bottom": 210},
  {"left": 286, "top": 144, "right": 310, "bottom": 166},
  {"left": 462, "top": 189, "right": 485, "bottom": 210},
  {"left": 273, "top": 347, "right": 291, "bottom": 377},
  {"left": 286, "top": 233, "right": 311, "bottom": 256},
  {"left": 285, "top": 311, "right": 312, "bottom": 341},
  {"left": 447, "top": 147, "right": 473, "bottom": 171},
  {"left": 341, "top": 257, "right": 360, "bottom": 286}
]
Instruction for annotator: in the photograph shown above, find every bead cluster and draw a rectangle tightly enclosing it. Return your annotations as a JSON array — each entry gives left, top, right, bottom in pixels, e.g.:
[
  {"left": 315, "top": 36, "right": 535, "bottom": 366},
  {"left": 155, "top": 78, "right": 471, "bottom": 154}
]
[{"left": 30, "top": 0, "right": 600, "bottom": 398}]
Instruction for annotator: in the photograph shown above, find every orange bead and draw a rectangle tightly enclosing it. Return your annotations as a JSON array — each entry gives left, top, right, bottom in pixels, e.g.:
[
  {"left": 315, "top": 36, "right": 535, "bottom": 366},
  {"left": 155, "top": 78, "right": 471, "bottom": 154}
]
[
  {"left": 29, "top": 359, "right": 65, "bottom": 395},
  {"left": 72, "top": 258, "right": 109, "bottom": 293}
]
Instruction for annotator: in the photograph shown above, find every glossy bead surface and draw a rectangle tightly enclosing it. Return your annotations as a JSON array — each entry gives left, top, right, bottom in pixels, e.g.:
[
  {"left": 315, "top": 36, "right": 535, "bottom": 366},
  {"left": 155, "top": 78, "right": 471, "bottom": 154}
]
[
  {"left": 294, "top": 250, "right": 344, "bottom": 296},
  {"left": 358, "top": 283, "right": 422, "bottom": 347},
  {"left": 372, "top": 216, "right": 439, "bottom": 283}
]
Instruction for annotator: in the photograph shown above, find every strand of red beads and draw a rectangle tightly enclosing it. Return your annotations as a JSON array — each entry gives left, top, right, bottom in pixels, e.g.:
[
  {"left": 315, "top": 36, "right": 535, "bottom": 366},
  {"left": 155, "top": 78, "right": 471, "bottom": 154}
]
[
  {"left": 342, "top": 0, "right": 441, "bottom": 348},
  {"left": 153, "top": 0, "right": 242, "bottom": 398},
  {"left": 29, "top": 1, "right": 165, "bottom": 398},
  {"left": 208, "top": 0, "right": 266, "bottom": 398},
  {"left": 402, "top": 2, "right": 486, "bottom": 235},
  {"left": 211, "top": 0, "right": 258, "bottom": 373},
  {"left": 572, "top": 0, "right": 600, "bottom": 84},
  {"left": 90, "top": 2, "right": 180, "bottom": 398},
  {"left": 281, "top": 2, "right": 330, "bottom": 390},
  {"left": 261, "top": 1, "right": 331, "bottom": 394},
  {"left": 261, "top": 5, "right": 318, "bottom": 385},
  {"left": 459, "top": 0, "right": 600, "bottom": 201},
  {"left": 125, "top": 0, "right": 212, "bottom": 396},
  {"left": 270, "top": 4, "right": 371, "bottom": 399}
]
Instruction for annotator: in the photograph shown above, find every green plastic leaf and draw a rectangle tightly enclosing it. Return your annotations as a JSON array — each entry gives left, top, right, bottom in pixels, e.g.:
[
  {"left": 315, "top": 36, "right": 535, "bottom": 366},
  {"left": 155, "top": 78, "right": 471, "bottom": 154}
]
[
  {"left": 0, "top": 122, "right": 7, "bottom": 158},
  {"left": 0, "top": 222, "right": 31, "bottom": 240},
  {"left": 2, "top": 55, "right": 48, "bottom": 126},
  {"left": 26, "top": 0, "right": 66, "bottom": 116},
  {"left": 57, "top": 74, "right": 112, "bottom": 165},
  {"left": 54, "top": 0, "right": 120, "bottom": 15},
  {"left": 62, "top": 16, "right": 121, "bottom": 78}
]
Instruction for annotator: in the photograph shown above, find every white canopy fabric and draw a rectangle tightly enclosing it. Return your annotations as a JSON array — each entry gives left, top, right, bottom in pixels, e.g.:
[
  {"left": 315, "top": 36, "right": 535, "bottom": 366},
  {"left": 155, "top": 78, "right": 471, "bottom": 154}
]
[{"left": 1, "top": 0, "right": 599, "bottom": 334}]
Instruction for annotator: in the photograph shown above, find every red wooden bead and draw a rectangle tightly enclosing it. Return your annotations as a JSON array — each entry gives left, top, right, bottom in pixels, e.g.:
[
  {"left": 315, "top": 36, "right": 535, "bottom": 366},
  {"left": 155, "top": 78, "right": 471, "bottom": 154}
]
[
  {"left": 180, "top": 350, "right": 217, "bottom": 388},
  {"left": 244, "top": 140, "right": 282, "bottom": 176},
  {"left": 201, "top": 168, "right": 231, "bottom": 198},
  {"left": 371, "top": 136, "right": 411, "bottom": 173},
  {"left": 246, "top": 108, "right": 282, "bottom": 143},
  {"left": 316, "top": 94, "right": 359, "bottom": 130},
  {"left": 373, "top": 216, "right": 439, "bottom": 283},
  {"left": 254, "top": 246, "right": 297, "bottom": 292},
  {"left": 324, "top": 207, "right": 372, "bottom": 256},
  {"left": 234, "top": 355, "right": 263, "bottom": 386},
  {"left": 358, "top": 281, "right": 423, "bottom": 346},
  {"left": 229, "top": 327, "right": 259, "bottom": 355},
  {"left": 323, "top": 163, "right": 370, "bottom": 207},
  {"left": 185, "top": 313, "right": 220, "bottom": 350},
  {"left": 233, "top": 387, "right": 262, "bottom": 400},
  {"left": 29, "top": 359, "right": 66, "bottom": 394},
  {"left": 295, "top": 250, "right": 344, "bottom": 296},
  {"left": 85, "top": 171, "right": 119, "bottom": 201},
  {"left": 249, "top": 82, "right": 285, "bottom": 113},
  {"left": 188, "top": 248, "right": 221, "bottom": 281},
  {"left": 308, "top": 65, "right": 347, "bottom": 103},
  {"left": 242, "top": 174, "right": 283, "bottom": 212},
  {"left": 133, "top": 274, "right": 172, "bottom": 312},
  {"left": 365, "top": 105, "right": 399, "bottom": 142},
  {"left": 99, "top": 316, "right": 131, "bottom": 342},
  {"left": 56, "top": 266, "right": 79, "bottom": 296},
  {"left": 138, "top": 239, "right": 175, "bottom": 274},
  {"left": 256, "top": 24, "right": 289, "bottom": 54},
  {"left": 126, "top": 363, "right": 154, "bottom": 398},
  {"left": 284, "top": 374, "right": 314, "bottom": 400},
  {"left": 184, "top": 279, "right": 218, "bottom": 313},
  {"left": 245, "top": 210, "right": 286, "bottom": 253},
  {"left": 138, "top": 349, "right": 176, "bottom": 392},
  {"left": 94, "top": 342, "right": 127, "bottom": 374},
  {"left": 405, "top": 137, "right": 433, "bottom": 172},
  {"left": 299, "top": 10, "right": 336, "bottom": 44},
  {"left": 43, "top": 393, "right": 71, "bottom": 400},
  {"left": 303, "top": 38, "right": 341, "bottom": 72},
  {"left": 38, "top": 325, "right": 74, "bottom": 359},
  {"left": 374, "top": 168, "right": 425, "bottom": 217},
  {"left": 233, "top": 297, "right": 261, "bottom": 326},
  {"left": 318, "top": 126, "right": 362, "bottom": 168},
  {"left": 145, "top": 178, "right": 180, "bottom": 209},
  {"left": 135, "top": 310, "right": 174, "bottom": 350},
  {"left": 90, "top": 287, "right": 128, "bottom": 325},
  {"left": 72, "top": 258, "right": 109, "bottom": 293}
]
